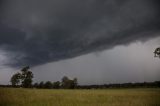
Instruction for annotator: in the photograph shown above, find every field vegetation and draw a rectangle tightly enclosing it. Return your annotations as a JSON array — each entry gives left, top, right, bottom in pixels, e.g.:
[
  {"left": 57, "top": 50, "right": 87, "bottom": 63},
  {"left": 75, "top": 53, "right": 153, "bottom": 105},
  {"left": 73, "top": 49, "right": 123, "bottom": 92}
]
[{"left": 0, "top": 88, "right": 160, "bottom": 106}]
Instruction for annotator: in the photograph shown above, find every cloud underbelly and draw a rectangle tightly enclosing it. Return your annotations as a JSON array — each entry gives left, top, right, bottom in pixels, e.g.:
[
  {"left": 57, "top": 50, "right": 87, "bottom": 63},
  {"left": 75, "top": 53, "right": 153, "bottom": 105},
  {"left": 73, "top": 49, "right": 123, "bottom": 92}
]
[{"left": 0, "top": 0, "right": 160, "bottom": 67}]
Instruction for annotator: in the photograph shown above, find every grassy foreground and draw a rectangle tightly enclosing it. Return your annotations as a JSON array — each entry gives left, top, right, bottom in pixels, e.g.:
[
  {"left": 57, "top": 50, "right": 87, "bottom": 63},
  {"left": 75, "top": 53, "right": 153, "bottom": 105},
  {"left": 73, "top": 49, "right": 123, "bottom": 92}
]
[{"left": 0, "top": 88, "right": 160, "bottom": 106}]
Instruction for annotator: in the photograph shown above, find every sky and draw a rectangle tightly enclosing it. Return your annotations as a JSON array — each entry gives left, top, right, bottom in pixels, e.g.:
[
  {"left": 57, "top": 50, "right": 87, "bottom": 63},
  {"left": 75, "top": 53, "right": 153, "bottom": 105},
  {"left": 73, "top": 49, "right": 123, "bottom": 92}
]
[{"left": 0, "top": 0, "right": 160, "bottom": 85}]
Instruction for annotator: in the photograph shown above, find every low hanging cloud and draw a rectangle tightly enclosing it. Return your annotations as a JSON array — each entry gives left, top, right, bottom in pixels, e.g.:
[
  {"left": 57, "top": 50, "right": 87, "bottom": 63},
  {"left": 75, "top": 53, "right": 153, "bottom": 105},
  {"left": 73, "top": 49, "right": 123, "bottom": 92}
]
[{"left": 0, "top": 0, "right": 160, "bottom": 67}]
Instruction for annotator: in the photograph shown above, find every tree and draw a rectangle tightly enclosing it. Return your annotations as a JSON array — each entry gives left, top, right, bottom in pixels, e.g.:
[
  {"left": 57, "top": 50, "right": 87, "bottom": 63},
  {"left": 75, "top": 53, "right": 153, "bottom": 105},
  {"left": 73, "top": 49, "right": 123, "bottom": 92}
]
[
  {"left": 73, "top": 78, "right": 78, "bottom": 88},
  {"left": 61, "top": 76, "right": 78, "bottom": 89},
  {"left": 154, "top": 47, "right": 160, "bottom": 58},
  {"left": 33, "top": 83, "right": 39, "bottom": 88},
  {"left": 61, "top": 76, "right": 69, "bottom": 89},
  {"left": 21, "top": 66, "right": 33, "bottom": 88},
  {"left": 10, "top": 66, "right": 34, "bottom": 88},
  {"left": 44, "top": 81, "right": 53, "bottom": 89},
  {"left": 10, "top": 72, "right": 21, "bottom": 87},
  {"left": 53, "top": 81, "right": 60, "bottom": 89},
  {"left": 39, "top": 81, "right": 44, "bottom": 88}
]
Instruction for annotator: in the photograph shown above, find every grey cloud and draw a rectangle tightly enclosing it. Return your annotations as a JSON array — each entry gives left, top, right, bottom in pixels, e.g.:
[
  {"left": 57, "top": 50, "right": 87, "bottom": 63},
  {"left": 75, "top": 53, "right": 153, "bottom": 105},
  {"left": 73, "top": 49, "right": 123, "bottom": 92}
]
[{"left": 0, "top": 0, "right": 160, "bottom": 67}]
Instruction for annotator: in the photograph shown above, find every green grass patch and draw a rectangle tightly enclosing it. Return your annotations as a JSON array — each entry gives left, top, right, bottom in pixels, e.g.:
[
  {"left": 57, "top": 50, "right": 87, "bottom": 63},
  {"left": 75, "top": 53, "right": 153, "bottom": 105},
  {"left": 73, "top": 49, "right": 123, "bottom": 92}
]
[{"left": 0, "top": 88, "right": 160, "bottom": 106}]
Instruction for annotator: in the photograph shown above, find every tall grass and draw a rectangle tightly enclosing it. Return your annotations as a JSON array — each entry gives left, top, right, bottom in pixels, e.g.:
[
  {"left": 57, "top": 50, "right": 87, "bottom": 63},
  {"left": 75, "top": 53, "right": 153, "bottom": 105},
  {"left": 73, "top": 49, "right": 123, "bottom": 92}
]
[{"left": 0, "top": 88, "right": 160, "bottom": 106}]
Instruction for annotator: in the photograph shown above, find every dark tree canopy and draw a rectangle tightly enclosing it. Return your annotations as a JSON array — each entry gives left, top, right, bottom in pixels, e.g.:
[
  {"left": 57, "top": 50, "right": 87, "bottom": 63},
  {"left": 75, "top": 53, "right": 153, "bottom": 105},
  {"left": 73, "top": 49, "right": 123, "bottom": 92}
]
[
  {"left": 44, "top": 81, "right": 53, "bottom": 89},
  {"left": 61, "top": 76, "right": 78, "bottom": 89},
  {"left": 10, "top": 72, "right": 21, "bottom": 87},
  {"left": 154, "top": 47, "right": 160, "bottom": 58},
  {"left": 10, "top": 66, "right": 34, "bottom": 88},
  {"left": 21, "top": 66, "right": 33, "bottom": 88},
  {"left": 53, "top": 81, "right": 60, "bottom": 89}
]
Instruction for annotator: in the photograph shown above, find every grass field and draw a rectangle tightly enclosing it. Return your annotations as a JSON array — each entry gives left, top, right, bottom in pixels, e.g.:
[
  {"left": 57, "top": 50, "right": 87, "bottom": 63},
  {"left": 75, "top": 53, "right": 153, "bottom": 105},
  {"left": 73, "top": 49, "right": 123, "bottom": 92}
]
[{"left": 0, "top": 88, "right": 160, "bottom": 106}]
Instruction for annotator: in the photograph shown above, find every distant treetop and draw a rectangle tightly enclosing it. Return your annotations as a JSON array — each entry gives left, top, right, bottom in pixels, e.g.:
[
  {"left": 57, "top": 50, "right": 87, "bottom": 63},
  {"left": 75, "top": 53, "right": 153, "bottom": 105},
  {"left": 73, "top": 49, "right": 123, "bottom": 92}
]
[{"left": 154, "top": 47, "right": 160, "bottom": 58}]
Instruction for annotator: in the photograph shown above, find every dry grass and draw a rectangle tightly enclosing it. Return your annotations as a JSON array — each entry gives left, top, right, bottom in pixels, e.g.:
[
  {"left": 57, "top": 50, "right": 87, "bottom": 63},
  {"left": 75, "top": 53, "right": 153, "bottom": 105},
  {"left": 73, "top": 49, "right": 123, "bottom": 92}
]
[{"left": 0, "top": 88, "right": 160, "bottom": 106}]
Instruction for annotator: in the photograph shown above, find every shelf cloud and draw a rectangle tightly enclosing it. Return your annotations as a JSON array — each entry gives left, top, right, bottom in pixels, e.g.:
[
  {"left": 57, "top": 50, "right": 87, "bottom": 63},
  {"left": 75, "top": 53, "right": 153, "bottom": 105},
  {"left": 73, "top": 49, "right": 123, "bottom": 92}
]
[{"left": 0, "top": 0, "right": 160, "bottom": 67}]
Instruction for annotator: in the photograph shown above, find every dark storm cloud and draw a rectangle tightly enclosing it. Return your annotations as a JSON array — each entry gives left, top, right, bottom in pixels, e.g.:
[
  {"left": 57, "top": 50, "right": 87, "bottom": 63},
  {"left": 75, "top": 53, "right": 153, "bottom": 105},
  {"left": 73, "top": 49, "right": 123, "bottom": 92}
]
[{"left": 0, "top": 0, "right": 160, "bottom": 67}]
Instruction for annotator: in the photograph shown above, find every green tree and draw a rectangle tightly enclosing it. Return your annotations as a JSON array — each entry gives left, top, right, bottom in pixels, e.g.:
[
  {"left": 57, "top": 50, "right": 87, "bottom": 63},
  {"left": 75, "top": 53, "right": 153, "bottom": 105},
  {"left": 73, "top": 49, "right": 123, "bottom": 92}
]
[
  {"left": 10, "top": 66, "right": 34, "bottom": 88},
  {"left": 154, "top": 47, "right": 160, "bottom": 58},
  {"left": 39, "top": 81, "right": 44, "bottom": 88},
  {"left": 53, "top": 81, "right": 60, "bottom": 89},
  {"left": 33, "top": 83, "right": 39, "bottom": 88},
  {"left": 61, "top": 76, "right": 78, "bottom": 89},
  {"left": 10, "top": 72, "right": 21, "bottom": 87},
  {"left": 44, "top": 81, "right": 53, "bottom": 89},
  {"left": 21, "top": 66, "right": 34, "bottom": 88},
  {"left": 61, "top": 76, "right": 69, "bottom": 89},
  {"left": 73, "top": 78, "right": 78, "bottom": 88}
]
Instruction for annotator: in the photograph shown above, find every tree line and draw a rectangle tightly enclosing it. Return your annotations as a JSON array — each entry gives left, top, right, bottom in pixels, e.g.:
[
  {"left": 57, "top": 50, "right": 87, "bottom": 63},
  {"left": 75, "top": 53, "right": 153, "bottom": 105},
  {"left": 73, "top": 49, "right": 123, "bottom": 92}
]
[
  {"left": 33, "top": 76, "right": 77, "bottom": 89},
  {"left": 78, "top": 81, "right": 160, "bottom": 89},
  {"left": 10, "top": 66, "right": 78, "bottom": 89},
  {"left": 8, "top": 66, "right": 160, "bottom": 89}
]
